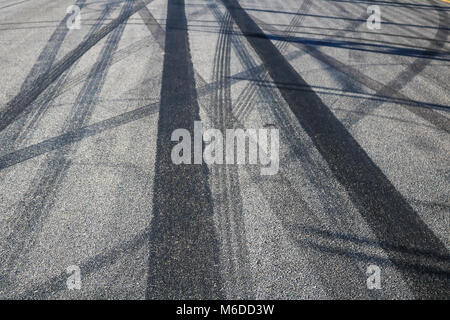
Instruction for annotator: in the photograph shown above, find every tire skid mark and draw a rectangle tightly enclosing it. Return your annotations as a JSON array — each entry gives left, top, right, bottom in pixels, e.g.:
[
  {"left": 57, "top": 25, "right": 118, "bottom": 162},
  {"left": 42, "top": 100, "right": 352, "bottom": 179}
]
[
  {"left": 341, "top": 3, "right": 450, "bottom": 129},
  {"left": 0, "top": 45, "right": 307, "bottom": 170},
  {"left": 13, "top": 227, "right": 152, "bottom": 299},
  {"left": 26, "top": 35, "right": 156, "bottom": 114},
  {"left": 322, "top": 1, "right": 368, "bottom": 108},
  {"left": 239, "top": 7, "right": 450, "bottom": 32},
  {"left": 0, "top": 0, "right": 87, "bottom": 154},
  {"left": 208, "top": 0, "right": 318, "bottom": 298},
  {"left": 211, "top": 0, "right": 381, "bottom": 299},
  {"left": 220, "top": 0, "right": 450, "bottom": 299},
  {"left": 0, "top": 0, "right": 33, "bottom": 11},
  {"left": 231, "top": 1, "right": 366, "bottom": 125},
  {"left": 232, "top": 0, "right": 313, "bottom": 123},
  {"left": 251, "top": 3, "right": 450, "bottom": 132},
  {"left": 0, "top": 3, "right": 301, "bottom": 170},
  {"left": 0, "top": 0, "right": 153, "bottom": 133},
  {"left": 216, "top": 0, "right": 361, "bottom": 129},
  {"left": 137, "top": 0, "right": 165, "bottom": 51},
  {"left": 208, "top": 10, "right": 252, "bottom": 299},
  {"left": 0, "top": 1, "right": 131, "bottom": 295},
  {"left": 212, "top": 2, "right": 357, "bottom": 232},
  {"left": 248, "top": 0, "right": 366, "bottom": 112}
]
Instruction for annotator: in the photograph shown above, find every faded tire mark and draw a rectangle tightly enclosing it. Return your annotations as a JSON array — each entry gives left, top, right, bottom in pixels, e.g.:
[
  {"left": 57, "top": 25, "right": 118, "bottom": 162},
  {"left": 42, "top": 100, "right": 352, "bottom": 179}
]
[{"left": 0, "top": 0, "right": 154, "bottom": 133}]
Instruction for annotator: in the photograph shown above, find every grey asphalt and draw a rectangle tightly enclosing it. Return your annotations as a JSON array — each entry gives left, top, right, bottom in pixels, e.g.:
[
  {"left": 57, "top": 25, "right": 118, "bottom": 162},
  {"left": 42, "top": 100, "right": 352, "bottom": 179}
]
[{"left": 0, "top": 0, "right": 449, "bottom": 299}]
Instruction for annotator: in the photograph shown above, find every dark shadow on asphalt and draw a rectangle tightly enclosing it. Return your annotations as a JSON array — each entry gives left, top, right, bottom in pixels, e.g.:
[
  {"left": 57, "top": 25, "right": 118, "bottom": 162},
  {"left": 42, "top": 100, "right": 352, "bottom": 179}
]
[{"left": 145, "top": 0, "right": 223, "bottom": 300}]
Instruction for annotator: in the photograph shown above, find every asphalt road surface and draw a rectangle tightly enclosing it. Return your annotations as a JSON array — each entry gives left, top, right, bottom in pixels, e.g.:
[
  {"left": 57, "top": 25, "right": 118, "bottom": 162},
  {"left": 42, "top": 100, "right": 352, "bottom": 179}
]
[{"left": 0, "top": 0, "right": 449, "bottom": 299}]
